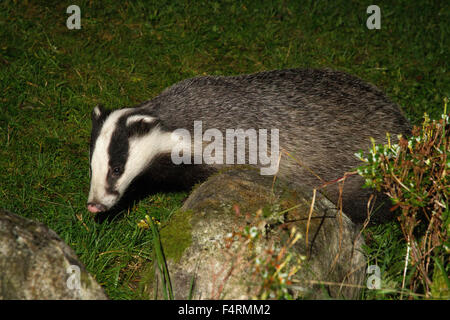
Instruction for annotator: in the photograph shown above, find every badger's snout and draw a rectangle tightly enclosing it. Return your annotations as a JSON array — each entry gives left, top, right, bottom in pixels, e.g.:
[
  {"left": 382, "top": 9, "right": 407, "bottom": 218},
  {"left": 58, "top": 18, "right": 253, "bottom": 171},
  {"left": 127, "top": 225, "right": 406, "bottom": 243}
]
[
  {"left": 87, "top": 202, "right": 108, "bottom": 213},
  {"left": 87, "top": 191, "right": 120, "bottom": 213}
]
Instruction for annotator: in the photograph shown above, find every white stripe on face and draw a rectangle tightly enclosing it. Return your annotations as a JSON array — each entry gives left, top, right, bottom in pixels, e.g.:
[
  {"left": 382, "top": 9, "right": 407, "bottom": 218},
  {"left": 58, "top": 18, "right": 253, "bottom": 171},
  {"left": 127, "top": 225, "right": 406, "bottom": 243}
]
[
  {"left": 88, "top": 108, "right": 132, "bottom": 208},
  {"left": 114, "top": 126, "right": 175, "bottom": 196},
  {"left": 88, "top": 109, "right": 179, "bottom": 211}
]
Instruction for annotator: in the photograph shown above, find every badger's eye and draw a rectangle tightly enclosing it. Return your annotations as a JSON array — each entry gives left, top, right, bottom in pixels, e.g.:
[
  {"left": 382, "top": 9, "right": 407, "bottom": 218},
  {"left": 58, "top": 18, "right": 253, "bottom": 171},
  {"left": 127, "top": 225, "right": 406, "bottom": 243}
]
[{"left": 111, "top": 166, "right": 123, "bottom": 177}]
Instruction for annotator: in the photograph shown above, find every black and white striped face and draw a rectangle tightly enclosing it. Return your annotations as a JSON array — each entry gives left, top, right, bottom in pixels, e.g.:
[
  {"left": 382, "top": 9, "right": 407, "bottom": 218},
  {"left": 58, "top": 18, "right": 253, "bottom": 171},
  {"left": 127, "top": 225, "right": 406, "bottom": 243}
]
[{"left": 87, "top": 105, "right": 174, "bottom": 213}]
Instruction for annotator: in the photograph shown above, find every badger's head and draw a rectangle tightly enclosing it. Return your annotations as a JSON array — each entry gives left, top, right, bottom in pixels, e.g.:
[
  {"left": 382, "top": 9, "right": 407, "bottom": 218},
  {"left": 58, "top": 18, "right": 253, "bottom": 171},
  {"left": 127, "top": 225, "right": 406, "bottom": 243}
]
[{"left": 87, "top": 105, "right": 174, "bottom": 213}]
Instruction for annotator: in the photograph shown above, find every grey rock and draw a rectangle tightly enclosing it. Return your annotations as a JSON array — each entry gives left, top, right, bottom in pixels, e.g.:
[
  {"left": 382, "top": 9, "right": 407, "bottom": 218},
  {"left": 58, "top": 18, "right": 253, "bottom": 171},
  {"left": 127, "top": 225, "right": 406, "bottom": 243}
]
[
  {"left": 143, "top": 168, "right": 366, "bottom": 299},
  {"left": 0, "top": 209, "right": 107, "bottom": 300}
]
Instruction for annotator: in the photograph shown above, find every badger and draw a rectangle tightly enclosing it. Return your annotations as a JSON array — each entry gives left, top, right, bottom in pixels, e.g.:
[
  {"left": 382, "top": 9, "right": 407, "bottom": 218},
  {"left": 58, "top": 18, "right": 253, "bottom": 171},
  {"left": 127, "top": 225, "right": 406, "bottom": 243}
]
[{"left": 87, "top": 68, "right": 411, "bottom": 223}]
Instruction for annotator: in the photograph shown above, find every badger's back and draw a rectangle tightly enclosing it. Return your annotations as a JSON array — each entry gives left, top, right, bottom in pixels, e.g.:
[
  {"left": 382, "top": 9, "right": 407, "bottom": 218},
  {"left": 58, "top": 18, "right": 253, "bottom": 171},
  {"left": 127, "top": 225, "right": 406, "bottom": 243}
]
[{"left": 139, "top": 69, "right": 411, "bottom": 223}]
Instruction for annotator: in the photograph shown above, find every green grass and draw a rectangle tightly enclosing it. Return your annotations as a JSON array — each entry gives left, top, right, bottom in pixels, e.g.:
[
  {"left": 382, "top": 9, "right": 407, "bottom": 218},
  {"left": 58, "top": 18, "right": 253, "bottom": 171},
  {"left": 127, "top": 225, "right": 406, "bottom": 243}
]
[{"left": 0, "top": 0, "right": 448, "bottom": 299}]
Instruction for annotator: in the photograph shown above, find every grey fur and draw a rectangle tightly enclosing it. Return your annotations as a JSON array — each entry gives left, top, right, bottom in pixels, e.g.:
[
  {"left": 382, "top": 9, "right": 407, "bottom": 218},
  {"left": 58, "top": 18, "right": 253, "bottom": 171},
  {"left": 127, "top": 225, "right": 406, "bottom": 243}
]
[{"left": 90, "top": 68, "right": 411, "bottom": 223}]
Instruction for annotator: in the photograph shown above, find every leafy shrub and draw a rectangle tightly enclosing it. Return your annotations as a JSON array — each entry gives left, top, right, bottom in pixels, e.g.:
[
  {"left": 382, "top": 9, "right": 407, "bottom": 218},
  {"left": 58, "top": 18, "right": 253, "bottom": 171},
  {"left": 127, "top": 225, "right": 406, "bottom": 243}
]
[{"left": 356, "top": 101, "right": 449, "bottom": 298}]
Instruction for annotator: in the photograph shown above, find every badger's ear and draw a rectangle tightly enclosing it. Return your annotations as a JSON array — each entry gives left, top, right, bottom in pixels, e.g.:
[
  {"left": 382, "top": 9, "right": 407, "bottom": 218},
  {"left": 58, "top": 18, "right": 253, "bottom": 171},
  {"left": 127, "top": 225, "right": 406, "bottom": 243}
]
[
  {"left": 126, "top": 114, "right": 159, "bottom": 137},
  {"left": 92, "top": 104, "right": 106, "bottom": 122},
  {"left": 126, "top": 114, "right": 156, "bottom": 126}
]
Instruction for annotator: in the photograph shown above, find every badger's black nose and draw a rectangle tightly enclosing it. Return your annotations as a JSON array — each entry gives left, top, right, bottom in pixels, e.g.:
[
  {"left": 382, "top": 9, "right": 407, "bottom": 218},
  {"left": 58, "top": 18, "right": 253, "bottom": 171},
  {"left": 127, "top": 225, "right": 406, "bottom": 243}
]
[{"left": 87, "top": 203, "right": 107, "bottom": 213}]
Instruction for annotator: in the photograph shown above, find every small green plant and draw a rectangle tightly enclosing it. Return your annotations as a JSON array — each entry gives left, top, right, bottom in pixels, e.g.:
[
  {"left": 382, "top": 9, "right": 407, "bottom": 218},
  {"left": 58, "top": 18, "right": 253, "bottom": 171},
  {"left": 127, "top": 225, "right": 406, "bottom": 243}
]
[
  {"left": 218, "top": 206, "right": 303, "bottom": 300},
  {"left": 356, "top": 101, "right": 449, "bottom": 298},
  {"left": 138, "top": 215, "right": 174, "bottom": 300},
  {"left": 251, "top": 225, "right": 303, "bottom": 300}
]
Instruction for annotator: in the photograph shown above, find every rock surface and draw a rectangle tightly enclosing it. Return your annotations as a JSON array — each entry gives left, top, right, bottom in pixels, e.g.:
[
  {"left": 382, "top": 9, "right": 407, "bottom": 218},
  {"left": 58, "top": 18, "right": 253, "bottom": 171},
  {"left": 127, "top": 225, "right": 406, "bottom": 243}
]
[
  {"left": 143, "top": 168, "right": 367, "bottom": 299},
  {"left": 0, "top": 209, "right": 107, "bottom": 300}
]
